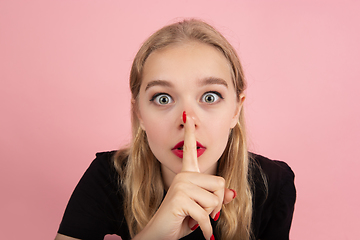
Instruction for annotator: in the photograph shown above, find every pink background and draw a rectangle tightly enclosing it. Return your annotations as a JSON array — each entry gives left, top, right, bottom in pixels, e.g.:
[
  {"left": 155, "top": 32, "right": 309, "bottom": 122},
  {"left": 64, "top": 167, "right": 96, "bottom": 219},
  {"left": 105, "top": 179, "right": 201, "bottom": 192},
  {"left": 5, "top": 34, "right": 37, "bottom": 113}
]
[{"left": 1, "top": 1, "right": 359, "bottom": 239}]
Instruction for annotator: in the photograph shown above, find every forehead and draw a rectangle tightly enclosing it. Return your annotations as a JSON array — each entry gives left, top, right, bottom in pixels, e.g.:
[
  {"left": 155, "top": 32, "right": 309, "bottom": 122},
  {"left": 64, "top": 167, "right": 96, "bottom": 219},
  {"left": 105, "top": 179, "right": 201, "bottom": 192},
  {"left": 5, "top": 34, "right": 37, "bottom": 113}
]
[{"left": 141, "top": 41, "right": 233, "bottom": 87}]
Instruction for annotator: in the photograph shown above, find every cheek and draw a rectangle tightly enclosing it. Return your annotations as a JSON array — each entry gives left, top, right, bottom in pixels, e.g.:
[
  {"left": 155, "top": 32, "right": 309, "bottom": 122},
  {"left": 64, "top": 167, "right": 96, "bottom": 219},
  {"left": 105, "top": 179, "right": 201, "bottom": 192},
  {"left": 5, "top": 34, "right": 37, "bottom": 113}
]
[
  {"left": 210, "top": 109, "right": 236, "bottom": 131},
  {"left": 141, "top": 112, "right": 172, "bottom": 152},
  {"left": 146, "top": 123, "right": 166, "bottom": 142},
  {"left": 204, "top": 111, "right": 234, "bottom": 150},
  {"left": 210, "top": 122, "right": 232, "bottom": 147}
]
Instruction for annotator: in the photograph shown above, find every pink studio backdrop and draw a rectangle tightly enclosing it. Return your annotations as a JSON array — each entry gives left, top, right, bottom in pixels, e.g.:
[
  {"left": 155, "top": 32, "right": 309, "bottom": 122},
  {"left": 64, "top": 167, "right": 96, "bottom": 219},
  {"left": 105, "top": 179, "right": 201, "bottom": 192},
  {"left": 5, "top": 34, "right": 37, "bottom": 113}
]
[{"left": 1, "top": 1, "right": 359, "bottom": 239}]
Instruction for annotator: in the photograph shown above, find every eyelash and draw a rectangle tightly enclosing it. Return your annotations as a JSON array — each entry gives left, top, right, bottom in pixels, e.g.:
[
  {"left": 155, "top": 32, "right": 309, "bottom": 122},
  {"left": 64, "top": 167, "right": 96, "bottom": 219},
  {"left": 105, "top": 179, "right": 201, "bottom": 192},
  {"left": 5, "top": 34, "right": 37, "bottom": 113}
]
[
  {"left": 149, "top": 93, "right": 173, "bottom": 104},
  {"left": 202, "top": 91, "right": 224, "bottom": 103},
  {"left": 149, "top": 91, "right": 224, "bottom": 105}
]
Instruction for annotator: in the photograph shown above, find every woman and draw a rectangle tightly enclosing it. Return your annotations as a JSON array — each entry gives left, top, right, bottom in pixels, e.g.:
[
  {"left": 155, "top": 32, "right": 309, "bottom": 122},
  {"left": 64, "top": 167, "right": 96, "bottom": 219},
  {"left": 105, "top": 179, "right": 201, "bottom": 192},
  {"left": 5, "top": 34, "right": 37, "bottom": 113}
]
[{"left": 55, "top": 19, "right": 296, "bottom": 240}]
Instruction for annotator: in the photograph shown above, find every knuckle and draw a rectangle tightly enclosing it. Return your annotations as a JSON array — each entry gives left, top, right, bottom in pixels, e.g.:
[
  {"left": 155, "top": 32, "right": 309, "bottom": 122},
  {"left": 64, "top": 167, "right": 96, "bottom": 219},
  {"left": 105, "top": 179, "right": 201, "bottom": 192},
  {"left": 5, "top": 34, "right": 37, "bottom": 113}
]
[
  {"left": 171, "top": 188, "right": 188, "bottom": 204},
  {"left": 173, "top": 181, "right": 186, "bottom": 192},
  {"left": 213, "top": 197, "right": 220, "bottom": 207},
  {"left": 216, "top": 176, "right": 226, "bottom": 188},
  {"left": 174, "top": 172, "right": 186, "bottom": 182},
  {"left": 198, "top": 212, "right": 210, "bottom": 223}
]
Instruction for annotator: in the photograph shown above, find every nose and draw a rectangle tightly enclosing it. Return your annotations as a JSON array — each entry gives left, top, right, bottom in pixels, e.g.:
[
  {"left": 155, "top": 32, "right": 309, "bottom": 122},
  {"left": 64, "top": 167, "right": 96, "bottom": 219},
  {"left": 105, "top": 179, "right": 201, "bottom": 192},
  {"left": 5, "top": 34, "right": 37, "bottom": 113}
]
[{"left": 179, "top": 109, "right": 198, "bottom": 129}]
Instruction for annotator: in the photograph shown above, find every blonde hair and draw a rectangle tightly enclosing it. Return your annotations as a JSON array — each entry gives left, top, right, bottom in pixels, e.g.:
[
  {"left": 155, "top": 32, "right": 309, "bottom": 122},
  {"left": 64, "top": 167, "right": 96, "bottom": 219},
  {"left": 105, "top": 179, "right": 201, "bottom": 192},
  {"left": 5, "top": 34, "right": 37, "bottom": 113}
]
[{"left": 114, "top": 19, "right": 253, "bottom": 240}]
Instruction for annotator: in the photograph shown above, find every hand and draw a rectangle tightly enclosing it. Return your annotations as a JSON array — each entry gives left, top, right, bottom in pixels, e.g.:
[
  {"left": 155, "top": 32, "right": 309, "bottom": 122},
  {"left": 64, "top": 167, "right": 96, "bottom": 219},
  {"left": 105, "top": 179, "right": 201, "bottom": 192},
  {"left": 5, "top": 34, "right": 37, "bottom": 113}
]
[{"left": 133, "top": 113, "right": 235, "bottom": 240}]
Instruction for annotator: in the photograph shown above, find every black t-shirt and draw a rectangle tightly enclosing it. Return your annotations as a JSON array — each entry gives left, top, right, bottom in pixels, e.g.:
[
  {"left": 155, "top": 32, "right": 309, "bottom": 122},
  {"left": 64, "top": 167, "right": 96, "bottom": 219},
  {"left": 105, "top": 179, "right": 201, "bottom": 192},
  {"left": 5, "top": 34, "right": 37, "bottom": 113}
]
[{"left": 58, "top": 151, "right": 296, "bottom": 240}]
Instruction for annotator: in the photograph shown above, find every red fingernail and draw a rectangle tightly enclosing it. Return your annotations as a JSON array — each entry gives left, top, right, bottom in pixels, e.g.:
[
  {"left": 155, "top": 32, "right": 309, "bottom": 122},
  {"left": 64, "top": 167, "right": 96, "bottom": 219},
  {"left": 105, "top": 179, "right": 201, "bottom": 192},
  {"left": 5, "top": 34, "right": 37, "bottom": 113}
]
[
  {"left": 182, "top": 111, "right": 186, "bottom": 123},
  {"left": 214, "top": 211, "right": 220, "bottom": 221},
  {"left": 210, "top": 234, "right": 215, "bottom": 240},
  {"left": 191, "top": 223, "right": 199, "bottom": 231},
  {"left": 230, "top": 189, "right": 237, "bottom": 199}
]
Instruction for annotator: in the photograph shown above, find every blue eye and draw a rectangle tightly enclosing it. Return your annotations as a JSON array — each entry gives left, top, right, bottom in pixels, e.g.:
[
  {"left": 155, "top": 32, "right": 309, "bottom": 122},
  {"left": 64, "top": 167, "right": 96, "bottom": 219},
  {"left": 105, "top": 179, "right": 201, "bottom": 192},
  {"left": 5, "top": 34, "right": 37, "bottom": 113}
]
[
  {"left": 201, "top": 92, "right": 222, "bottom": 103},
  {"left": 150, "top": 93, "right": 173, "bottom": 105}
]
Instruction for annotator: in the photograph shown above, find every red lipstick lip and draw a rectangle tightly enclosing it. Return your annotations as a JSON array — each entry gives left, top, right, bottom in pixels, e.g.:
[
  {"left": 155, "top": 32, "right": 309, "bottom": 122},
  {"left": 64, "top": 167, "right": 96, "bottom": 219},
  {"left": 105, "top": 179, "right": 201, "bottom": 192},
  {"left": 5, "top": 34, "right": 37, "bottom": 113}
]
[
  {"left": 171, "top": 141, "right": 206, "bottom": 158},
  {"left": 172, "top": 141, "right": 184, "bottom": 150}
]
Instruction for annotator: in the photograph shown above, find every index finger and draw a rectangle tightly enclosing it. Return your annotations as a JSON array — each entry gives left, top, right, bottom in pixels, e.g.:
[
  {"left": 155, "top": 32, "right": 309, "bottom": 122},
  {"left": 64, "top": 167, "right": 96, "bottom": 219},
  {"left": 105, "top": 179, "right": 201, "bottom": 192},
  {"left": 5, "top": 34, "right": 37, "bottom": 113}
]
[{"left": 181, "top": 112, "right": 200, "bottom": 172}]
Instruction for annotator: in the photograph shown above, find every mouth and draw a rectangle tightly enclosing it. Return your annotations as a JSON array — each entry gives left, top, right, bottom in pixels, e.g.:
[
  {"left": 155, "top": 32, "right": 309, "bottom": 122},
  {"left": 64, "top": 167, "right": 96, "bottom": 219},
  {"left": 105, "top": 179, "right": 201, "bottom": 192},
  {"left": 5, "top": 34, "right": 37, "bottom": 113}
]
[{"left": 171, "top": 141, "right": 206, "bottom": 158}]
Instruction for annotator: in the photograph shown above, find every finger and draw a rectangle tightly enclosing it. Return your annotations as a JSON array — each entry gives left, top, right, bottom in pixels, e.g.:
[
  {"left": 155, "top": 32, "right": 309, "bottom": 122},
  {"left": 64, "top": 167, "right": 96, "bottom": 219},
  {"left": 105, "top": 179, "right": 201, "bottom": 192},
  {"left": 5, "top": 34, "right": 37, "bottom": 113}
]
[
  {"left": 223, "top": 188, "right": 237, "bottom": 205},
  {"left": 176, "top": 172, "right": 225, "bottom": 221},
  {"left": 210, "top": 187, "right": 236, "bottom": 219},
  {"left": 188, "top": 217, "right": 198, "bottom": 231},
  {"left": 197, "top": 175, "right": 224, "bottom": 220},
  {"left": 183, "top": 199, "right": 213, "bottom": 240},
  {"left": 209, "top": 188, "right": 236, "bottom": 221},
  {"left": 183, "top": 178, "right": 222, "bottom": 214},
  {"left": 181, "top": 112, "right": 200, "bottom": 172}
]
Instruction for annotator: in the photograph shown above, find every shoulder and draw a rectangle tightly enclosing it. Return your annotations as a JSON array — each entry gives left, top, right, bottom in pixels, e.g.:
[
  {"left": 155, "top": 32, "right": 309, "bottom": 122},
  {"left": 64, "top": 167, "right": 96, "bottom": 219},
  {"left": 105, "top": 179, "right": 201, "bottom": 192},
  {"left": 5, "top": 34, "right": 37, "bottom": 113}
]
[
  {"left": 58, "top": 150, "right": 129, "bottom": 239},
  {"left": 250, "top": 152, "right": 296, "bottom": 201},
  {"left": 250, "top": 152, "right": 295, "bottom": 184},
  {"left": 90, "top": 150, "right": 118, "bottom": 173},
  {"left": 249, "top": 153, "right": 296, "bottom": 239},
  {"left": 74, "top": 151, "right": 119, "bottom": 192}
]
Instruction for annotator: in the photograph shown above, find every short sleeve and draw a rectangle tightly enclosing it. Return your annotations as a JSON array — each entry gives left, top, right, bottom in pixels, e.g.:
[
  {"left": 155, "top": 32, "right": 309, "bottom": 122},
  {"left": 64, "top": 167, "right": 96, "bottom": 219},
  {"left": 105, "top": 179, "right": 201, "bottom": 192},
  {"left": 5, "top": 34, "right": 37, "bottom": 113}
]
[
  {"left": 251, "top": 154, "right": 296, "bottom": 240},
  {"left": 260, "top": 161, "right": 296, "bottom": 240},
  {"left": 57, "top": 151, "right": 130, "bottom": 240}
]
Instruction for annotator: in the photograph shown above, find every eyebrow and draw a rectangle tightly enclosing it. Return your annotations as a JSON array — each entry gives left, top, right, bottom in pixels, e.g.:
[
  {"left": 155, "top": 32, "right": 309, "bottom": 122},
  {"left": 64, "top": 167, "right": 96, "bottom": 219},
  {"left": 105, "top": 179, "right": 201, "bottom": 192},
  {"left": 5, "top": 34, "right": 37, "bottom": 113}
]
[
  {"left": 145, "top": 80, "right": 174, "bottom": 91},
  {"left": 144, "top": 77, "right": 228, "bottom": 91},
  {"left": 198, "top": 77, "right": 228, "bottom": 88}
]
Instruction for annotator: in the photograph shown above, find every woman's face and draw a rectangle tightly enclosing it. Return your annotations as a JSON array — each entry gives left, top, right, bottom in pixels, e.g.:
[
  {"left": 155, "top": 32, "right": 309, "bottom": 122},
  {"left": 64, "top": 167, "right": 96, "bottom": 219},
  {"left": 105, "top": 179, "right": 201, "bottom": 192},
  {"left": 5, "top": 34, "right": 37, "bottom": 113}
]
[{"left": 137, "top": 41, "right": 244, "bottom": 187}]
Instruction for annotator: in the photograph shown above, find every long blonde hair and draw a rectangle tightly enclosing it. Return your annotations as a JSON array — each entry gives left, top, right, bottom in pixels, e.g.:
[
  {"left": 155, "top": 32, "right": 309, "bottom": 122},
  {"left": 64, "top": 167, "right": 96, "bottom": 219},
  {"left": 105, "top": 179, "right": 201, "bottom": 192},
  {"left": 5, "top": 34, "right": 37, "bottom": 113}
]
[{"left": 114, "top": 19, "right": 253, "bottom": 240}]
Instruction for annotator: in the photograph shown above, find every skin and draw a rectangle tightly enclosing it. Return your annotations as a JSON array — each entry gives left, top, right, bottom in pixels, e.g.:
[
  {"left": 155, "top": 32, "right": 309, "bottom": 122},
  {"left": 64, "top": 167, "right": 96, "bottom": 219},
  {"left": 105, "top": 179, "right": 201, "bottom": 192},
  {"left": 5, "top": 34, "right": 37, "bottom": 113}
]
[
  {"left": 134, "top": 42, "right": 244, "bottom": 240},
  {"left": 55, "top": 41, "right": 244, "bottom": 240},
  {"left": 138, "top": 42, "right": 244, "bottom": 189}
]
